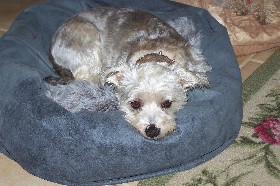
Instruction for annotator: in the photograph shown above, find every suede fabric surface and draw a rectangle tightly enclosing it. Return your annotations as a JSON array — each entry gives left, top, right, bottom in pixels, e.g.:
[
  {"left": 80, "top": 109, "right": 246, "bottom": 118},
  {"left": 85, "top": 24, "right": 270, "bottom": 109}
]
[{"left": 0, "top": 0, "right": 242, "bottom": 185}]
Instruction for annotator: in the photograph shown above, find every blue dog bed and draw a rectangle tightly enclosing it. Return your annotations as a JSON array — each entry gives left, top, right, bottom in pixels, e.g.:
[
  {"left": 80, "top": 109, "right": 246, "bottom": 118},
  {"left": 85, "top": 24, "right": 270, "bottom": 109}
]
[{"left": 0, "top": 0, "right": 242, "bottom": 185}]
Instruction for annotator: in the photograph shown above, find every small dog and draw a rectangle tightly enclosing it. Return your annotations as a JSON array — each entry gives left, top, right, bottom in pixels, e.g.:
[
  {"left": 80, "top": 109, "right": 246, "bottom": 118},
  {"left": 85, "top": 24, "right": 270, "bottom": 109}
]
[{"left": 45, "top": 7, "right": 211, "bottom": 140}]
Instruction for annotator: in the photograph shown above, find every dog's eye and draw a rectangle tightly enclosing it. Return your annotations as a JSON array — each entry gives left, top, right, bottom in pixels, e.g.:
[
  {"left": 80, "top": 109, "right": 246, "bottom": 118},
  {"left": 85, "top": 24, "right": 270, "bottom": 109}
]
[
  {"left": 130, "top": 100, "right": 141, "bottom": 110},
  {"left": 161, "top": 100, "right": 172, "bottom": 109}
]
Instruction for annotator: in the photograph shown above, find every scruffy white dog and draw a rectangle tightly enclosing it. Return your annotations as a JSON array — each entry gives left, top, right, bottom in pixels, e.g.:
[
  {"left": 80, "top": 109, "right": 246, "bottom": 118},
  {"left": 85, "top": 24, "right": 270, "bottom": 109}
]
[{"left": 45, "top": 7, "right": 211, "bottom": 140}]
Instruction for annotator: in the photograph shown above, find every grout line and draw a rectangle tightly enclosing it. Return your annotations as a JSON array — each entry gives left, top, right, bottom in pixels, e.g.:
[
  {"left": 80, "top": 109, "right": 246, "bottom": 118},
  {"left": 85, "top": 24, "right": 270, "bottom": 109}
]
[
  {"left": 250, "top": 58, "right": 265, "bottom": 64},
  {"left": 239, "top": 61, "right": 249, "bottom": 69},
  {"left": 0, "top": 28, "right": 7, "bottom": 32},
  {"left": 238, "top": 53, "right": 257, "bottom": 68}
]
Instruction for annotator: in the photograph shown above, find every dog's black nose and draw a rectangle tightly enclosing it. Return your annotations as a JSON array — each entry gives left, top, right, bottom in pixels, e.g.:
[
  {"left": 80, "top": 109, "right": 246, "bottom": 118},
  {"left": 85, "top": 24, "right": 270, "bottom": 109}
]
[{"left": 145, "top": 124, "right": 160, "bottom": 138}]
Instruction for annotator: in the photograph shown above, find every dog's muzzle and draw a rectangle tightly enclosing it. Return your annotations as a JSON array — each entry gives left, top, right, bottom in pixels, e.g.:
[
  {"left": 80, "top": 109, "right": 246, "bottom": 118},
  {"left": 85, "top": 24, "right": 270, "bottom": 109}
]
[{"left": 145, "top": 124, "right": 160, "bottom": 138}]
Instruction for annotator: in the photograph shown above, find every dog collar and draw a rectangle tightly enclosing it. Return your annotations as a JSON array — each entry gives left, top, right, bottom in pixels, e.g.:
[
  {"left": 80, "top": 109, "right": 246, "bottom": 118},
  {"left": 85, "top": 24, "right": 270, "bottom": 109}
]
[{"left": 136, "top": 52, "right": 175, "bottom": 66}]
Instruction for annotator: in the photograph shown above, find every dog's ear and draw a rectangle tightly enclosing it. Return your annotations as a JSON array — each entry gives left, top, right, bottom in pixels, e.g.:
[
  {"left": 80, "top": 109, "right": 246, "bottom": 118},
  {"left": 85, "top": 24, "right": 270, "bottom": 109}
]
[
  {"left": 105, "top": 71, "right": 124, "bottom": 88},
  {"left": 179, "top": 71, "right": 210, "bottom": 90},
  {"left": 174, "top": 66, "right": 210, "bottom": 90}
]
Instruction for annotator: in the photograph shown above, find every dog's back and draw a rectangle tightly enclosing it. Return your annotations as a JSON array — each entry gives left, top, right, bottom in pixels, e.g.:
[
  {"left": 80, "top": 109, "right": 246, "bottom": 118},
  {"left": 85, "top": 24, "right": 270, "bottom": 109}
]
[{"left": 50, "top": 8, "right": 190, "bottom": 84}]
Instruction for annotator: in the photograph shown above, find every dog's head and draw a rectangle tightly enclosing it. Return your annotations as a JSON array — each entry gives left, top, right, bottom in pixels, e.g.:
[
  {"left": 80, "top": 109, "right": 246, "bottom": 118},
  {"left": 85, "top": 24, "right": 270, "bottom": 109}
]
[{"left": 105, "top": 60, "right": 209, "bottom": 140}]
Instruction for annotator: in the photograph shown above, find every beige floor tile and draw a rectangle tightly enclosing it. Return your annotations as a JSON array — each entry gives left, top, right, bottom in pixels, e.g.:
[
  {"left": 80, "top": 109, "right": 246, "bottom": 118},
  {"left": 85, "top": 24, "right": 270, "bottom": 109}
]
[
  {"left": 117, "top": 181, "right": 140, "bottom": 186},
  {"left": 0, "top": 0, "right": 45, "bottom": 30},
  {"left": 253, "top": 47, "right": 278, "bottom": 62},
  {"left": 237, "top": 54, "right": 251, "bottom": 67},
  {"left": 0, "top": 30, "right": 5, "bottom": 37},
  {"left": 240, "top": 61, "right": 261, "bottom": 82},
  {"left": 0, "top": 153, "right": 63, "bottom": 186}
]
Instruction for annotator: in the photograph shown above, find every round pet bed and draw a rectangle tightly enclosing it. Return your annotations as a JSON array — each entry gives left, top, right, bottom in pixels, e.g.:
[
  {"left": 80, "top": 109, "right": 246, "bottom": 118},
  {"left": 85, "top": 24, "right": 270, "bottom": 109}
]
[{"left": 0, "top": 0, "right": 242, "bottom": 185}]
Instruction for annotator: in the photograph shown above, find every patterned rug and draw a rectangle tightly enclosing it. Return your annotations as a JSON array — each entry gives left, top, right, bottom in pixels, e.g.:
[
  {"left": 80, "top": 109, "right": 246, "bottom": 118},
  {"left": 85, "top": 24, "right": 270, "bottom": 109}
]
[{"left": 136, "top": 48, "right": 280, "bottom": 186}]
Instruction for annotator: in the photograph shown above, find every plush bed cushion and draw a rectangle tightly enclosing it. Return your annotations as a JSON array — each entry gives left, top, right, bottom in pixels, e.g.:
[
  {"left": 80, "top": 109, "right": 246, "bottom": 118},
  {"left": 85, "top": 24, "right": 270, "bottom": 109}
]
[{"left": 0, "top": 0, "right": 242, "bottom": 185}]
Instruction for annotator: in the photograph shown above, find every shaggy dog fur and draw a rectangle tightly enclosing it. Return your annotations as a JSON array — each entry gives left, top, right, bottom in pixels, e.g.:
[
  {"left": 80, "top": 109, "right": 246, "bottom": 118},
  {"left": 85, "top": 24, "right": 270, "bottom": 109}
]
[{"left": 45, "top": 7, "right": 211, "bottom": 140}]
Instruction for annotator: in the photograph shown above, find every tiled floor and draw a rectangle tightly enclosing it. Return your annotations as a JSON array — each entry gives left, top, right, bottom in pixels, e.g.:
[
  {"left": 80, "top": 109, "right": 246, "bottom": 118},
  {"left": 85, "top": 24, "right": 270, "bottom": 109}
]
[
  {"left": 237, "top": 48, "right": 278, "bottom": 82},
  {"left": 0, "top": 0, "right": 46, "bottom": 35},
  {"left": 0, "top": 1, "right": 279, "bottom": 185}
]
